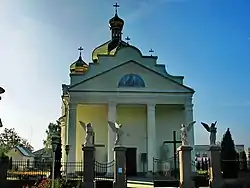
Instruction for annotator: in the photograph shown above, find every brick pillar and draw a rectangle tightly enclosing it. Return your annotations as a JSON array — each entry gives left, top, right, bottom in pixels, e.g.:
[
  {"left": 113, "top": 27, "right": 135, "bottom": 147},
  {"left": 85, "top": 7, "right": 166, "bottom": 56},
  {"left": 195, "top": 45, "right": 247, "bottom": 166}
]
[
  {"left": 209, "top": 145, "right": 223, "bottom": 188},
  {"left": 178, "top": 145, "right": 195, "bottom": 188},
  {"left": 114, "top": 146, "right": 127, "bottom": 188},
  {"left": 82, "top": 146, "right": 95, "bottom": 188}
]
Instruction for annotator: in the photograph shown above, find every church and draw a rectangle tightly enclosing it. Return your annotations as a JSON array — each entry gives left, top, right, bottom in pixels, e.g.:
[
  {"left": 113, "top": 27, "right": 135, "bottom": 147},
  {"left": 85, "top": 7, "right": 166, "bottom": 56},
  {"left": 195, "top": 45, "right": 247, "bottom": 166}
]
[{"left": 60, "top": 4, "right": 195, "bottom": 174}]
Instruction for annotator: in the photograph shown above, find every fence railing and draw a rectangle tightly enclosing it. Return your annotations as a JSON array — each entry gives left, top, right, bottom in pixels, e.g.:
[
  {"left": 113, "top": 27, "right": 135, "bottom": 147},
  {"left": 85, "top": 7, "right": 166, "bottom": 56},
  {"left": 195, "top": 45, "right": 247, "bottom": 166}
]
[{"left": 6, "top": 160, "right": 116, "bottom": 181}]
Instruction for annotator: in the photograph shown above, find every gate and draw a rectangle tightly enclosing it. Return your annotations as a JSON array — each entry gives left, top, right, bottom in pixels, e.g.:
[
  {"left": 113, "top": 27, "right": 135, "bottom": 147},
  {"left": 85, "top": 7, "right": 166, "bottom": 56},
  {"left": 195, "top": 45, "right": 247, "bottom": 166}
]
[
  {"left": 94, "top": 160, "right": 114, "bottom": 180},
  {"left": 153, "top": 154, "right": 180, "bottom": 187}
]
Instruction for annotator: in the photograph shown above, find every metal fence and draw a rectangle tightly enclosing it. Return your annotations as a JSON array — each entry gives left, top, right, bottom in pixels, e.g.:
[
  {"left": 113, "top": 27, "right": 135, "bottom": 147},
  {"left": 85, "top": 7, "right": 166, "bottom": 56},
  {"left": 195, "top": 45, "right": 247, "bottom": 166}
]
[
  {"left": 94, "top": 160, "right": 115, "bottom": 180},
  {"left": 7, "top": 160, "right": 84, "bottom": 180}
]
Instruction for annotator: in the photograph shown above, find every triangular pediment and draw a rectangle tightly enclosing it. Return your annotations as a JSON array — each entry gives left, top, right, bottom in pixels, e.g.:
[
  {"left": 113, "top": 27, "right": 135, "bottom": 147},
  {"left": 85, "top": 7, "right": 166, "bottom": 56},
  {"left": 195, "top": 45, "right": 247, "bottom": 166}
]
[{"left": 69, "top": 61, "right": 194, "bottom": 93}]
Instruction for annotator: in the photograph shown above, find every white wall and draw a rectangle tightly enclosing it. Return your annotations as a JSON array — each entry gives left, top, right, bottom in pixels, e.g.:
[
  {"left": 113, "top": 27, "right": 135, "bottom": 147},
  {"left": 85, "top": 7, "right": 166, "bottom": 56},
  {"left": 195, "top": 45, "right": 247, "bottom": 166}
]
[
  {"left": 155, "top": 105, "right": 185, "bottom": 159},
  {"left": 76, "top": 104, "right": 108, "bottom": 163},
  {"left": 117, "top": 104, "right": 147, "bottom": 172}
]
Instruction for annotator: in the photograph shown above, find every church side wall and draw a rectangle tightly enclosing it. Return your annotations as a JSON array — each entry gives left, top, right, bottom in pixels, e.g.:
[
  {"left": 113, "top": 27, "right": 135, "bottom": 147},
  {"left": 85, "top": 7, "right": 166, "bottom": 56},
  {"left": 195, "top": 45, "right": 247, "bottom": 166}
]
[
  {"left": 116, "top": 105, "right": 147, "bottom": 173},
  {"left": 76, "top": 104, "right": 108, "bottom": 163},
  {"left": 155, "top": 105, "right": 185, "bottom": 160}
]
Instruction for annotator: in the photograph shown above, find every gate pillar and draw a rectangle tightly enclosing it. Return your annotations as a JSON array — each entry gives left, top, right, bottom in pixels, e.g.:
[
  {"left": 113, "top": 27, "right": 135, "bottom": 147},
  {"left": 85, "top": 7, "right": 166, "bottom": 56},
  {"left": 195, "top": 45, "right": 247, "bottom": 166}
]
[{"left": 178, "top": 145, "right": 195, "bottom": 188}]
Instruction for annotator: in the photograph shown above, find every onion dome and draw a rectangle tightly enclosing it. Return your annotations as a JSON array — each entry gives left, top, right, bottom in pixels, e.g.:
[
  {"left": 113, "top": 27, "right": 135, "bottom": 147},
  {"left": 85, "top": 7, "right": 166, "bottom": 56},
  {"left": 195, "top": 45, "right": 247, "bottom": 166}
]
[
  {"left": 70, "top": 47, "right": 88, "bottom": 74},
  {"left": 109, "top": 13, "right": 124, "bottom": 30}
]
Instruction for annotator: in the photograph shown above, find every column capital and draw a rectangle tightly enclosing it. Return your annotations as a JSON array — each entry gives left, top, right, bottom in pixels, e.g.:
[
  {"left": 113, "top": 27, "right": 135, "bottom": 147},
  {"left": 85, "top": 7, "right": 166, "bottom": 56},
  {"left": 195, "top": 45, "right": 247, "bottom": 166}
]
[
  {"left": 185, "top": 104, "right": 193, "bottom": 111},
  {"left": 108, "top": 101, "right": 117, "bottom": 107},
  {"left": 69, "top": 102, "right": 77, "bottom": 110},
  {"left": 147, "top": 103, "right": 156, "bottom": 111}
]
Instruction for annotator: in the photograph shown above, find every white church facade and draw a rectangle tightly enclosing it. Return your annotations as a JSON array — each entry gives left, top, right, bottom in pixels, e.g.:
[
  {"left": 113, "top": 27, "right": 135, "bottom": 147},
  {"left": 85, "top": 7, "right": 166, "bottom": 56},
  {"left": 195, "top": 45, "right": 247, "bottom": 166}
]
[{"left": 60, "top": 6, "right": 195, "bottom": 173}]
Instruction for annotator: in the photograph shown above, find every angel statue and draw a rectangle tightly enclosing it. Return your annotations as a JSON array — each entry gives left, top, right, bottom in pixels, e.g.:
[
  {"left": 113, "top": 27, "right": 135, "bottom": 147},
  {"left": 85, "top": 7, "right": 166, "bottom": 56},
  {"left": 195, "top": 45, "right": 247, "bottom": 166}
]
[
  {"left": 180, "top": 121, "right": 196, "bottom": 145},
  {"left": 107, "top": 121, "right": 123, "bottom": 146},
  {"left": 79, "top": 121, "right": 94, "bottom": 146},
  {"left": 201, "top": 121, "right": 217, "bottom": 145}
]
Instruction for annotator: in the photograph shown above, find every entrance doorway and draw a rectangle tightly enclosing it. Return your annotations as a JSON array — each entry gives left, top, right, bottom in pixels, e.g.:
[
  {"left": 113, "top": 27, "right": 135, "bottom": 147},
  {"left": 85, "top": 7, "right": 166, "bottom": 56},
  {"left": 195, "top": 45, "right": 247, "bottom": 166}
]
[{"left": 126, "top": 147, "right": 137, "bottom": 177}]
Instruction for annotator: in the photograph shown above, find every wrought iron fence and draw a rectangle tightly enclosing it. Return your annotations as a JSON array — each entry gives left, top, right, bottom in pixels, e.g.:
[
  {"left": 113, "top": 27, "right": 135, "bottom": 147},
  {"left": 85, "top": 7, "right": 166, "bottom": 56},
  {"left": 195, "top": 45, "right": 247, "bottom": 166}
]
[
  {"left": 7, "top": 160, "right": 84, "bottom": 180},
  {"left": 153, "top": 154, "right": 180, "bottom": 181},
  {"left": 94, "top": 160, "right": 115, "bottom": 180}
]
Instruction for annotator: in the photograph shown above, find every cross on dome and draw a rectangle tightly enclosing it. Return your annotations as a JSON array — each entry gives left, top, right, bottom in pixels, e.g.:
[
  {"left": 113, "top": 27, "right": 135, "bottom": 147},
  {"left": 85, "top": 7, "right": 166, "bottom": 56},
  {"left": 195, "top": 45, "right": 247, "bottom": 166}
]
[
  {"left": 113, "top": 2, "right": 120, "bottom": 14},
  {"left": 125, "top": 36, "right": 130, "bottom": 44},
  {"left": 78, "top": 46, "right": 84, "bottom": 56},
  {"left": 149, "top": 48, "right": 154, "bottom": 56}
]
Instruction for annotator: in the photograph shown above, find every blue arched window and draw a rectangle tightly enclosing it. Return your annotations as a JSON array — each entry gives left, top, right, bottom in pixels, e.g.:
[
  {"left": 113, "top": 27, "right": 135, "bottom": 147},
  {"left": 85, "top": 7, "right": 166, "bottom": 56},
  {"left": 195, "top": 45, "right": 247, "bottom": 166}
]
[{"left": 118, "top": 74, "right": 145, "bottom": 87}]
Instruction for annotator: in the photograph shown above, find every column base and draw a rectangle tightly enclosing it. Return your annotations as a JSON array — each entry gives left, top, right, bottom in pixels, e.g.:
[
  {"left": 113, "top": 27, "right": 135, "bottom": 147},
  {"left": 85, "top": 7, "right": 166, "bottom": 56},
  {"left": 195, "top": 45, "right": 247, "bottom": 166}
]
[
  {"left": 180, "top": 180, "right": 195, "bottom": 188},
  {"left": 209, "top": 178, "right": 224, "bottom": 188}
]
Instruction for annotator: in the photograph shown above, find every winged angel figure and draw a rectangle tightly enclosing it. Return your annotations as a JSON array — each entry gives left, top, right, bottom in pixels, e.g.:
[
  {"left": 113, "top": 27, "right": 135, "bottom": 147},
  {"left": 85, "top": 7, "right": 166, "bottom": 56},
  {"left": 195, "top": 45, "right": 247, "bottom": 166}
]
[
  {"left": 108, "top": 121, "right": 123, "bottom": 146},
  {"left": 79, "top": 121, "right": 93, "bottom": 146},
  {"left": 180, "top": 121, "right": 196, "bottom": 145},
  {"left": 201, "top": 121, "right": 217, "bottom": 145}
]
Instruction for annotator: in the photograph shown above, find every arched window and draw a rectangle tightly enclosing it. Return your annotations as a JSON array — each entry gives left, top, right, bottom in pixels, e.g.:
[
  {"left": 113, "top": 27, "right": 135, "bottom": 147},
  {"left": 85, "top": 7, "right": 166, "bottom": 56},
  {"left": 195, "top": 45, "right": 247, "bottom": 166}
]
[{"left": 118, "top": 74, "right": 145, "bottom": 87}]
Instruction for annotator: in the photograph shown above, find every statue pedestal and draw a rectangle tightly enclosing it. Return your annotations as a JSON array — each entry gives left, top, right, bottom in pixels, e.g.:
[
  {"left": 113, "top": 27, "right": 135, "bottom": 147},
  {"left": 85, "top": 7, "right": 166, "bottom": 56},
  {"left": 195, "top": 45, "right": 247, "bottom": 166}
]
[
  {"left": 114, "top": 146, "right": 126, "bottom": 188},
  {"left": 178, "top": 145, "right": 195, "bottom": 188},
  {"left": 209, "top": 145, "right": 223, "bottom": 188},
  {"left": 82, "top": 145, "right": 95, "bottom": 188}
]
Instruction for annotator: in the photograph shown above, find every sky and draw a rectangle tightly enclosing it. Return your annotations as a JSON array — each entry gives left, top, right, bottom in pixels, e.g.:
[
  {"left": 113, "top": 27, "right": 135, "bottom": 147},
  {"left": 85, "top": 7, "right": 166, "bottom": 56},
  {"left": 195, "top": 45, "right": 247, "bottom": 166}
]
[{"left": 0, "top": 0, "right": 249, "bottom": 151}]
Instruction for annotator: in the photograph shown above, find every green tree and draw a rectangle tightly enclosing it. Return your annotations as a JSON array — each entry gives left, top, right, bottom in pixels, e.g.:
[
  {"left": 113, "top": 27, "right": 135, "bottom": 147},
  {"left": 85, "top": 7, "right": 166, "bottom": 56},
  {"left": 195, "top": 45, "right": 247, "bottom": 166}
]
[
  {"left": 221, "top": 128, "right": 238, "bottom": 178},
  {"left": 0, "top": 128, "right": 33, "bottom": 153},
  {"left": 43, "top": 123, "right": 55, "bottom": 150}
]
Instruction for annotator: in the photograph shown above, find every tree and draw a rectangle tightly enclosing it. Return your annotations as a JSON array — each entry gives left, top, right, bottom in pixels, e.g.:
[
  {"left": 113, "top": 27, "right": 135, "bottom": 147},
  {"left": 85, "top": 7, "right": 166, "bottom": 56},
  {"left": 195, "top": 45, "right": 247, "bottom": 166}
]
[
  {"left": 0, "top": 128, "right": 33, "bottom": 153},
  {"left": 43, "top": 123, "right": 55, "bottom": 150},
  {"left": 221, "top": 128, "right": 238, "bottom": 178}
]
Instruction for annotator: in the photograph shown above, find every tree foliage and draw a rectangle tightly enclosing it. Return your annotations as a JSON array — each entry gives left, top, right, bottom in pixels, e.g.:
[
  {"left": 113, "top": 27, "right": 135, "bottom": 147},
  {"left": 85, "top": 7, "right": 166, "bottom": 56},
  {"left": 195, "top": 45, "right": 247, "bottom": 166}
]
[
  {"left": 221, "top": 128, "right": 238, "bottom": 178},
  {"left": 43, "top": 123, "right": 56, "bottom": 150},
  {"left": 0, "top": 128, "right": 34, "bottom": 153}
]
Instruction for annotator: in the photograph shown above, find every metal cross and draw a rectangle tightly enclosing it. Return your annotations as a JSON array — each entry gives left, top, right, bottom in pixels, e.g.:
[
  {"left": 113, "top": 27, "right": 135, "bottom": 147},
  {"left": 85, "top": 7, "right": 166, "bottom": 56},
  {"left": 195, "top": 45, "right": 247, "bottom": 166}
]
[
  {"left": 149, "top": 48, "right": 154, "bottom": 56},
  {"left": 113, "top": 2, "right": 120, "bottom": 14},
  {"left": 78, "top": 46, "right": 83, "bottom": 56},
  {"left": 125, "top": 36, "right": 130, "bottom": 44}
]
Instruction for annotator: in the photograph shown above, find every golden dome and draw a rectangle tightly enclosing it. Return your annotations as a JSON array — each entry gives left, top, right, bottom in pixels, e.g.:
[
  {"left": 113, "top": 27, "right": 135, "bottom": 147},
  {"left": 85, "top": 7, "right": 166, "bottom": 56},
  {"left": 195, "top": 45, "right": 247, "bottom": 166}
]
[
  {"left": 92, "top": 40, "right": 128, "bottom": 63},
  {"left": 70, "top": 55, "right": 88, "bottom": 74}
]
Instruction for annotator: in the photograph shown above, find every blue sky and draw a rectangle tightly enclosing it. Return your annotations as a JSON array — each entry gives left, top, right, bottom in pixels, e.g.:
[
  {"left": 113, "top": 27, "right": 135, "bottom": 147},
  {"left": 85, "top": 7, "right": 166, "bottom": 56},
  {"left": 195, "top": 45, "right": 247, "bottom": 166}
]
[{"left": 0, "top": 0, "right": 249, "bottom": 150}]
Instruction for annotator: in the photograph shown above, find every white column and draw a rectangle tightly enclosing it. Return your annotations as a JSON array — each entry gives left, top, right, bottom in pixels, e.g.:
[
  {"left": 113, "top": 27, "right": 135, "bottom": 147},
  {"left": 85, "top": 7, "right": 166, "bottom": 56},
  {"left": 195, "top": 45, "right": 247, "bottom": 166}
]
[
  {"left": 147, "top": 103, "right": 156, "bottom": 172},
  {"left": 185, "top": 103, "right": 195, "bottom": 171},
  {"left": 108, "top": 102, "right": 116, "bottom": 163},
  {"left": 185, "top": 104, "right": 194, "bottom": 146},
  {"left": 67, "top": 102, "right": 77, "bottom": 164}
]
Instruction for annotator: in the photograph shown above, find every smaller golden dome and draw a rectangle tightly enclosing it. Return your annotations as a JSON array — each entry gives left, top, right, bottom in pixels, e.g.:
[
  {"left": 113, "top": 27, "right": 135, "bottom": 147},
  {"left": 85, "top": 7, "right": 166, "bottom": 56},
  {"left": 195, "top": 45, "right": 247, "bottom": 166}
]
[{"left": 70, "top": 55, "right": 88, "bottom": 74}]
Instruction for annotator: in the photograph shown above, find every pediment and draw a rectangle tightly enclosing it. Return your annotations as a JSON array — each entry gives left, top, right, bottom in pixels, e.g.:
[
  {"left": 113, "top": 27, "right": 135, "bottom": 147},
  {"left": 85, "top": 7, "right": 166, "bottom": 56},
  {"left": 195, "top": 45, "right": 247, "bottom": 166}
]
[{"left": 69, "top": 61, "right": 194, "bottom": 93}]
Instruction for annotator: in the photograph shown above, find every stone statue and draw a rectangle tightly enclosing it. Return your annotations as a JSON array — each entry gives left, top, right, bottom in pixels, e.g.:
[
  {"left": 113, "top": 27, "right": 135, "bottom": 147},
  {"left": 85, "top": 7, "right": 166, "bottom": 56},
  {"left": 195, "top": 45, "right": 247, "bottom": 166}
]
[
  {"left": 79, "top": 121, "right": 93, "bottom": 146},
  {"left": 108, "top": 121, "right": 123, "bottom": 146},
  {"left": 201, "top": 121, "right": 217, "bottom": 145},
  {"left": 180, "top": 121, "right": 196, "bottom": 145}
]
